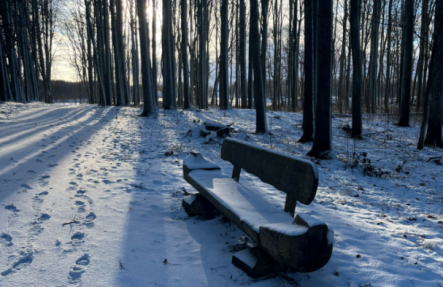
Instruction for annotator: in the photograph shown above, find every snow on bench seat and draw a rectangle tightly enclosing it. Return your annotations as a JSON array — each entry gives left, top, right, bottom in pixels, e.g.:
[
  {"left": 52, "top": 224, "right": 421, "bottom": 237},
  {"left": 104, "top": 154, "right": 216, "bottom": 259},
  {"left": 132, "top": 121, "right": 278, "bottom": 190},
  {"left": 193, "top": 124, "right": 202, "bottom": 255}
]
[{"left": 188, "top": 169, "right": 308, "bottom": 243}]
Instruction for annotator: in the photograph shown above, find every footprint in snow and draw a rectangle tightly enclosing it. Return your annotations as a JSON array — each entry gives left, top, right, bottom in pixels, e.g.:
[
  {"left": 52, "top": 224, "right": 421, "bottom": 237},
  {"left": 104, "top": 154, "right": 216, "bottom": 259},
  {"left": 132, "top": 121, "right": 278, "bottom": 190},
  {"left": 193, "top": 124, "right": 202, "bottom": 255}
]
[
  {"left": 76, "top": 201, "right": 85, "bottom": 213},
  {"left": 0, "top": 232, "right": 13, "bottom": 246},
  {"left": 68, "top": 266, "right": 85, "bottom": 283},
  {"left": 0, "top": 250, "right": 34, "bottom": 276},
  {"left": 84, "top": 212, "right": 96, "bottom": 228},
  {"left": 37, "top": 213, "right": 51, "bottom": 221},
  {"left": 5, "top": 204, "right": 20, "bottom": 212},
  {"left": 76, "top": 254, "right": 90, "bottom": 266},
  {"left": 71, "top": 232, "right": 85, "bottom": 246},
  {"left": 32, "top": 191, "right": 48, "bottom": 211},
  {"left": 27, "top": 170, "right": 36, "bottom": 174},
  {"left": 21, "top": 184, "right": 32, "bottom": 189},
  {"left": 75, "top": 190, "right": 87, "bottom": 197}
]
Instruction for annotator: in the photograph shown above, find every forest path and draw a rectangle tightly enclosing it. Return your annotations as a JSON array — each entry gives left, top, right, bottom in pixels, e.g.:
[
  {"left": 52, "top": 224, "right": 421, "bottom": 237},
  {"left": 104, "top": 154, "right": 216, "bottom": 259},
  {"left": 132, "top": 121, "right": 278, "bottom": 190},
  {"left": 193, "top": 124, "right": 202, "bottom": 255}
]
[{"left": 0, "top": 106, "right": 286, "bottom": 286}]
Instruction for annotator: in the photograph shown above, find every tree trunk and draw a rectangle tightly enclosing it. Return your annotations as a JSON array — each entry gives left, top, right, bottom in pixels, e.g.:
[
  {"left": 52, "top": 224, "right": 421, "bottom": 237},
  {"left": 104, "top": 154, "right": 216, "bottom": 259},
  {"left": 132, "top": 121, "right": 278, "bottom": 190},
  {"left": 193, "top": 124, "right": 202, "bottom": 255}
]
[
  {"left": 423, "top": 0, "right": 443, "bottom": 147},
  {"left": 368, "top": 0, "right": 380, "bottom": 113},
  {"left": 350, "top": 0, "right": 362, "bottom": 139},
  {"left": 137, "top": 0, "right": 157, "bottom": 116},
  {"left": 307, "top": 0, "right": 333, "bottom": 158},
  {"left": 299, "top": 0, "right": 314, "bottom": 143},
  {"left": 162, "top": 0, "right": 175, "bottom": 109},
  {"left": 260, "top": 0, "right": 269, "bottom": 100},
  {"left": 250, "top": 0, "right": 267, "bottom": 133},
  {"left": 240, "top": 0, "right": 247, "bottom": 109},
  {"left": 398, "top": 0, "right": 414, "bottom": 127},
  {"left": 338, "top": 0, "right": 348, "bottom": 114},
  {"left": 220, "top": 0, "right": 229, "bottom": 110},
  {"left": 152, "top": 0, "right": 158, "bottom": 106},
  {"left": 384, "top": 0, "right": 393, "bottom": 113},
  {"left": 181, "top": 0, "right": 191, "bottom": 109}
]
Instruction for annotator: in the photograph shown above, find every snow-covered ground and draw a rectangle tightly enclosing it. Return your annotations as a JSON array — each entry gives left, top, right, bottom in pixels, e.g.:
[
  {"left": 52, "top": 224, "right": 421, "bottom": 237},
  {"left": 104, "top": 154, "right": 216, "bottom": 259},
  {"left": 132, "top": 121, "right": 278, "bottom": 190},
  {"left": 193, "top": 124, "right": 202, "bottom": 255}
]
[{"left": 0, "top": 102, "right": 442, "bottom": 287}]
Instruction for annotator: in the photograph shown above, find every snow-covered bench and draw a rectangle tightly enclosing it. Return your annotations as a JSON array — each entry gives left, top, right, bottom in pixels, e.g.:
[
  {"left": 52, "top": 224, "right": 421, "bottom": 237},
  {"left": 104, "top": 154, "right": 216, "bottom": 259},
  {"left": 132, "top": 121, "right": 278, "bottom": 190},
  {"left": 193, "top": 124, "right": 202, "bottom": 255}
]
[{"left": 182, "top": 138, "right": 333, "bottom": 278}]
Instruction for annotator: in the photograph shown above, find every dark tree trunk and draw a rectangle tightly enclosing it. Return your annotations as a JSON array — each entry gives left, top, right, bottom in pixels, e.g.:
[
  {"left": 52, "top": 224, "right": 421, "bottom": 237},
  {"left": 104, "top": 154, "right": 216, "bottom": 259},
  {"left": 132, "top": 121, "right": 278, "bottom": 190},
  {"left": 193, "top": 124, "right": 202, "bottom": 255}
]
[
  {"left": 247, "top": 28, "right": 254, "bottom": 109},
  {"left": 398, "top": 0, "right": 414, "bottom": 126},
  {"left": 307, "top": 0, "right": 333, "bottom": 158},
  {"left": 384, "top": 0, "right": 393, "bottom": 113},
  {"left": 423, "top": 0, "right": 443, "bottom": 147},
  {"left": 350, "top": 0, "right": 362, "bottom": 138},
  {"left": 137, "top": 0, "right": 157, "bottom": 116},
  {"left": 250, "top": 0, "right": 267, "bottom": 133},
  {"left": 260, "top": 0, "right": 269, "bottom": 98},
  {"left": 415, "top": 0, "right": 429, "bottom": 112},
  {"left": 152, "top": 0, "right": 158, "bottom": 106},
  {"left": 181, "top": 0, "right": 191, "bottom": 109},
  {"left": 240, "top": 0, "right": 247, "bottom": 109},
  {"left": 220, "top": 0, "right": 229, "bottom": 110},
  {"left": 162, "top": 0, "right": 175, "bottom": 109},
  {"left": 299, "top": 0, "right": 314, "bottom": 143},
  {"left": 368, "top": 0, "right": 380, "bottom": 113}
]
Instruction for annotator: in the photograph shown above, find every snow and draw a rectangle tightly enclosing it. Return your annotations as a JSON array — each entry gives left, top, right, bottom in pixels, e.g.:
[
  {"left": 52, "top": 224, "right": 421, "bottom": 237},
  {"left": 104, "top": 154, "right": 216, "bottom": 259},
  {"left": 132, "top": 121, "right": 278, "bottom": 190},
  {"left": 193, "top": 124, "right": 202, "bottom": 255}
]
[
  {"left": 0, "top": 102, "right": 442, "bottom": 286},
  {"left": 296, "top": 213, "right": 327, "bottom": 227},
  {"left": 260, "top": 223, "right": 308, "bottom": 237},
  {"left": 183, "top": 153, "right": 220, "bottom": 170},
  {"left": 189, "top": 169, "right": 296, "bottom": 234},
  {"left": 232, "top": 248, "right": 257, "bottom": 269},
  {"left": 327, "top": 229, "right": 335, "bottom": 246}
]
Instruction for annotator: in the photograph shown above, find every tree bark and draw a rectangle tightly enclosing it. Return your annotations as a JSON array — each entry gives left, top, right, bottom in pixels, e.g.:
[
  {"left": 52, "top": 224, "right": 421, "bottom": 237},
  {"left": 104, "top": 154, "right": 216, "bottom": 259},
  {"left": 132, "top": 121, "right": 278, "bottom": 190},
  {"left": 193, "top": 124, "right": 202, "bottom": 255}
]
[
  {"left": 299, "top": 0, "right": 314, "bottom": 143},
  {"left": 368, "top": 0, "right": 380, "bottom": 113},
  {"left": 250, "top": 0, "right": 267, "bottom": 133},
  {"left": 350, "top": 0, "right": 362, "bottom": 139},
  {"left": 137, "top": 0, "right": 157, "bottom": 116},
  {"left": 240, "top": 0, "right": 247, "bottom": 109},
  {"left": 398, "top": 0, "right": 414, "bottom": 126},
  {"left": 423, "top": 0, "right": 443, "bottom": 147},
  {"left": 307, "top": 0, "right": 333, "bottom": 158},
  {"left": 220, "top": 0, "right": 229, "bottom": 110},
  {"left": 181, "top": 0, "right": 191, "bottom": 109}
]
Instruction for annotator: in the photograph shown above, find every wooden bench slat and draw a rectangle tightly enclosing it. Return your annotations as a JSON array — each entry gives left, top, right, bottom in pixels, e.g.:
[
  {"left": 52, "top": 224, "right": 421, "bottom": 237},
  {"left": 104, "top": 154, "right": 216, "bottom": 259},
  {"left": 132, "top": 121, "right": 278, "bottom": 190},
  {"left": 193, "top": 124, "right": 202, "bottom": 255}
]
[{"left": 221, "top": 138, "right": 318, "bottom": 207}]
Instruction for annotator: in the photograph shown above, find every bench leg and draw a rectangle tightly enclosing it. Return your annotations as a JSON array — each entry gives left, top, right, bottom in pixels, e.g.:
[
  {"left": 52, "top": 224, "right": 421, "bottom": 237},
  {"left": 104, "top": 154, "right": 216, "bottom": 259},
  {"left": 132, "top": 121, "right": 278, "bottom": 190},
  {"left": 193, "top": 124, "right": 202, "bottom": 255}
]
[
  {"left": 182, "top": 194, "right": 215, "bottom": 216},
  {"left": 232, "top": 246, "right": 283, "bottom": 278}
]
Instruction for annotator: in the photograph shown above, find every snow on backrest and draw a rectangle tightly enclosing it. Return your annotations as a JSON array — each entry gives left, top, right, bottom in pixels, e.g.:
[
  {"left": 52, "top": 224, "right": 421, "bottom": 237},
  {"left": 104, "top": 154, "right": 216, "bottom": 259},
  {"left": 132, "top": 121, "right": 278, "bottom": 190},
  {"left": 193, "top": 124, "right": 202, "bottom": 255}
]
[{"left": 221, "top": 138, "right": 318, "bottom": 205}]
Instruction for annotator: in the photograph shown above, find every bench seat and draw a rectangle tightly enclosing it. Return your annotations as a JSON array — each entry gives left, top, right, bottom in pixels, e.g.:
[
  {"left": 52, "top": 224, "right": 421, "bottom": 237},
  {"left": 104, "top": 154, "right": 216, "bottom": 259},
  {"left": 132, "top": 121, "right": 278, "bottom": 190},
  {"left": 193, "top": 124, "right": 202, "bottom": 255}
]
[{"left": 188, "top": 169, "right": 308, "bottom": 243}]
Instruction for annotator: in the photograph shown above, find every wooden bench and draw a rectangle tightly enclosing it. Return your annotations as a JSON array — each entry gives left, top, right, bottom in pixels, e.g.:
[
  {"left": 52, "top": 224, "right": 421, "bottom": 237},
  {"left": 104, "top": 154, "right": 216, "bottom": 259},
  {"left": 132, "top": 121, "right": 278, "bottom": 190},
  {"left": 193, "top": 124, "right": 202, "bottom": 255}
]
[{"left": 182, "top": 138, "right": 333, "bottom": 278}]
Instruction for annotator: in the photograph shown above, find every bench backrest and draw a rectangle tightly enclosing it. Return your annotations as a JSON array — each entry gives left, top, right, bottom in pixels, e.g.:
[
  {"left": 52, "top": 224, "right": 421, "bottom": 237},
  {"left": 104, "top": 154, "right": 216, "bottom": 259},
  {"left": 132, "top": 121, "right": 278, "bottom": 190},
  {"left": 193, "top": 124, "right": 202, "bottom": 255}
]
[{"left": 221, "top": 138, "right": 318, "bottom": 214}]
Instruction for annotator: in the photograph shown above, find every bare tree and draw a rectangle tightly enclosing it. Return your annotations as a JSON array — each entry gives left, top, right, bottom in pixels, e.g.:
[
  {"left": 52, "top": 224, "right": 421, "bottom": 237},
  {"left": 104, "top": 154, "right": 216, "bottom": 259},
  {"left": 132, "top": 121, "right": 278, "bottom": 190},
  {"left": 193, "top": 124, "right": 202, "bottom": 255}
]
[
  {"left": 220, "top": 0, "right": 230, "bottom": 110},
  {"left": 398, "top": 0, "right": 414, "bottom": 126},
  {"left": 250, "top": 0, "right": 267, "bottom": 133},
  {"left": 422, "top": 0, "right": 443, "bottom": 147},
  {"left": 137, "top": 0, "right": 157, "bottom": 115},
  {"left": 308, "top": 0, "right": 333, "bottom": 158},
  {"left": 350, "top": 0, "right": 363, "bottom": 139},
  {"left": 299, "top": 0, "right": 314, "bottom": 143}
]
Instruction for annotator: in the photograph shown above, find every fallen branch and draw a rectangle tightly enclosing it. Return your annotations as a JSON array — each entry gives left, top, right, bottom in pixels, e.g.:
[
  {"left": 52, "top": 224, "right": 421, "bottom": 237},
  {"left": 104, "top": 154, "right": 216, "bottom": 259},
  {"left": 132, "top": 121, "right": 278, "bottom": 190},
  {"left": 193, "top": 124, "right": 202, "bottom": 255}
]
[{"left": 62, "top": 217, "right": 80, "bottom": 227}]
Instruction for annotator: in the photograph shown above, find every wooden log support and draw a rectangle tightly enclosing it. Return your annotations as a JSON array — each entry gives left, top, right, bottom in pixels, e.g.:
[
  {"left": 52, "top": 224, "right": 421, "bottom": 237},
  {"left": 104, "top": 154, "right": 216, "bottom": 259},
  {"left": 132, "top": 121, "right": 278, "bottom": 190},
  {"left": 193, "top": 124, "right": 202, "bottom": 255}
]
[
  {"left": 182, "top": 194, "right": 214, "bottom": 216},
  {"left": 232, "top": 246, "right": 283, "bottom": 278}
]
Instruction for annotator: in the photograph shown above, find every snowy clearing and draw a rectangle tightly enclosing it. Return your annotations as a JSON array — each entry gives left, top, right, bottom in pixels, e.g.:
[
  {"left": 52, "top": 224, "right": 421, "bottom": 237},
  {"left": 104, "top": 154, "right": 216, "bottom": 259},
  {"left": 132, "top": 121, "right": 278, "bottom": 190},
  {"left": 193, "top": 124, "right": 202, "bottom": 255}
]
[{"left": 0, "top": 102, "right": 442, "bottom": 287}]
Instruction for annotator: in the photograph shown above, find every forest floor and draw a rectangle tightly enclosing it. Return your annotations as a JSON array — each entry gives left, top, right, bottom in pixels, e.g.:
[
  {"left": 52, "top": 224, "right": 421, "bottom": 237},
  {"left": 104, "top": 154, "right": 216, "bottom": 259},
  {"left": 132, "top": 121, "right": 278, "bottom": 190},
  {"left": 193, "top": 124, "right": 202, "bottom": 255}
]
[{"left": 0, "top": 102, "right": 442, "bottom": 287}]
